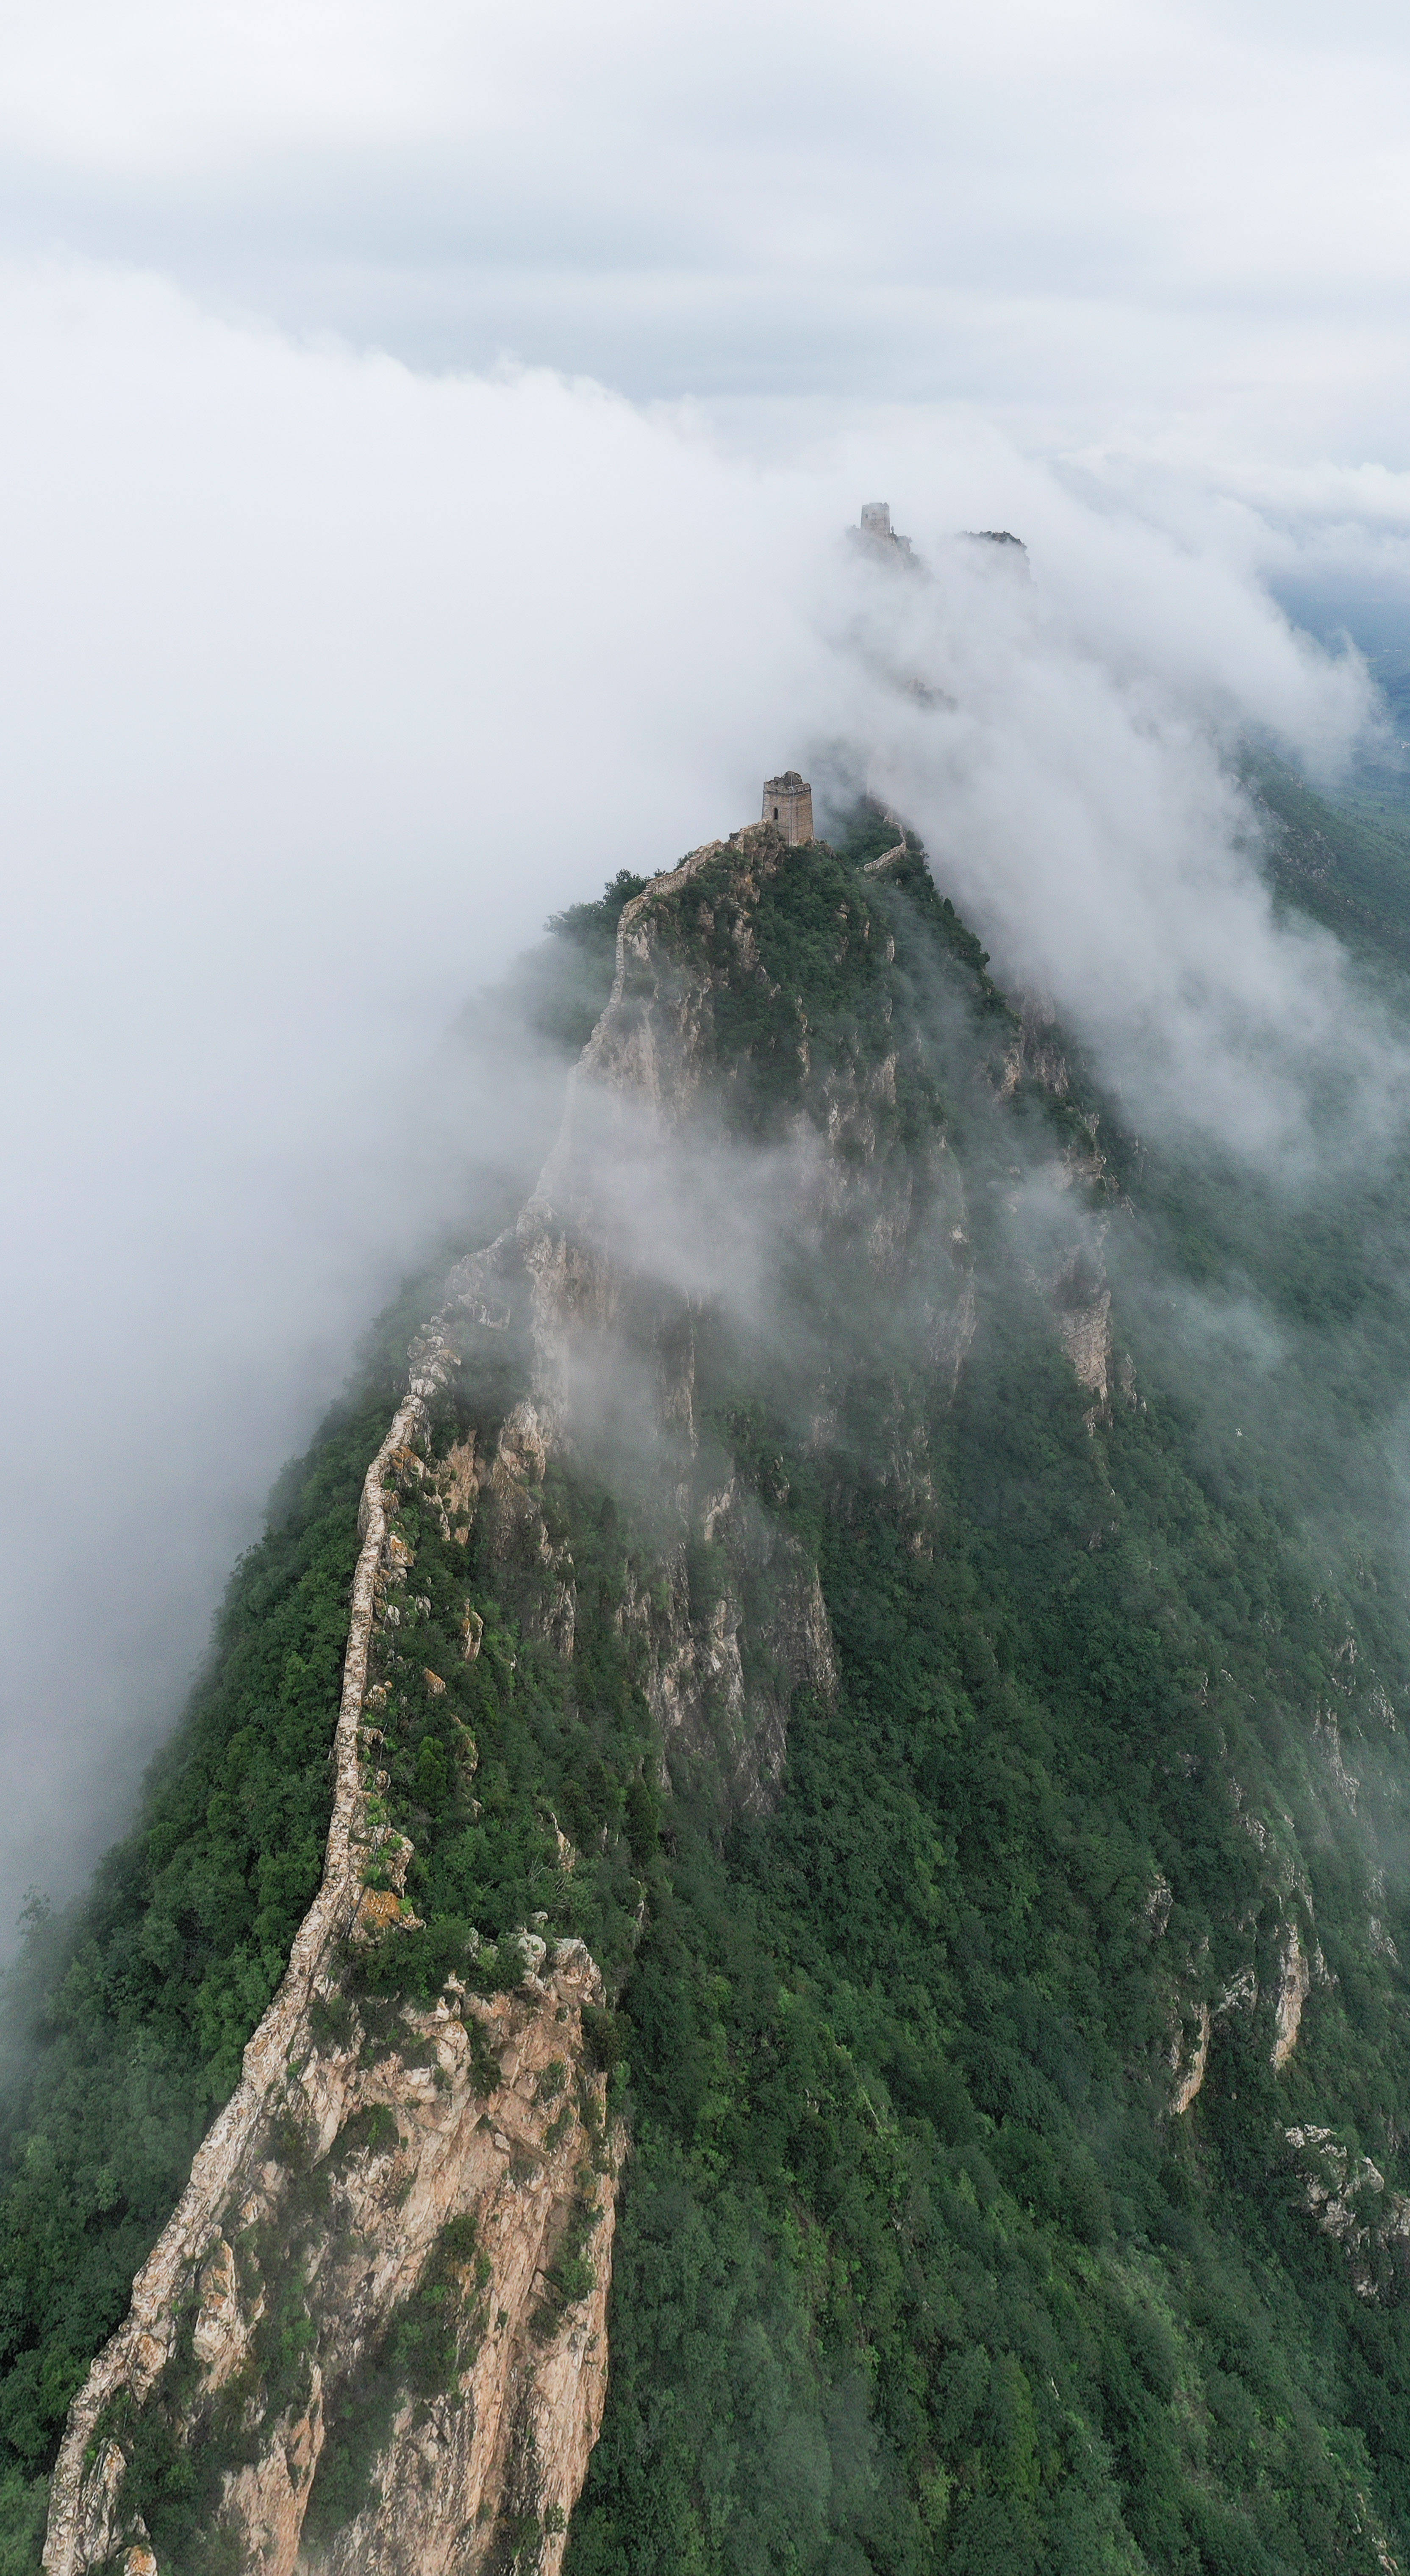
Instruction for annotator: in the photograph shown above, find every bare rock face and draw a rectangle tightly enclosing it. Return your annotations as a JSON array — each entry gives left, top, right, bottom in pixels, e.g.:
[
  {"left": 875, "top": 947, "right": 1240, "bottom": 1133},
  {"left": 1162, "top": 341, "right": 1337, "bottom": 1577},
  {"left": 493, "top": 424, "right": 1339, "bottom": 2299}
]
[
  {"left": 1054, "top": 1282, "right": 1113, "bottom": 1402},
  {"left": 1271, "top": 1922, "right": 1312, "bottom": 2071},
  {"left": 1155, "top": 1755, "right": 1340, "bottom": 2116},
  {"left": 1164, "top": 1916, "right": 1327, "bottom": 2116},
  {"left": 440, "top": 829, "right": 861, "bottom": 1812},
  {"left": 612, "top": 1492, "right": 838, "bottom": 1812},
  {"left": 1169, "top": 2001, "right": 1211, "bottom": 2116},
  {"left": 48, "top": 837, "right": 855, "bottom": 2575},
  {"left": 44, "top": 1330, "right": 620, "bottom": 2576},
  {"left": 1285, "top": 2127, "right": 1410, "bottom": 2301},
  {"left": 998, "top": 992, "right": 1070, "bottom": 1102},
  {"left": 991, "top": 991, "right": 1131, "bottom": 1410},
  {"left": 299, "top": 1945, "right": 617, "bottom": 2576},
  {"left": 46, "top": 1338, "right": 458, "bottom": 2575},
  {"left": 578, "top": 839, "right": 732, "bottom": 1121},
  {"left": 49, "top": 1941, "right": 617, "bottom": 2576}
]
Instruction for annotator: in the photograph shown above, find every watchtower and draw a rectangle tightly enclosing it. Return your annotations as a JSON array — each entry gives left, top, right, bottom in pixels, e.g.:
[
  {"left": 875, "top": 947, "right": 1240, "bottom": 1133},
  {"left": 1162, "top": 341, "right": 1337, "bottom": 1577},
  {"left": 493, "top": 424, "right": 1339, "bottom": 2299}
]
[
  {"left": 857, "top": 501, "right": 915, "bottom": 561},
  {"left": 762, "top": 771, "right": 814, "bottom": 844}
]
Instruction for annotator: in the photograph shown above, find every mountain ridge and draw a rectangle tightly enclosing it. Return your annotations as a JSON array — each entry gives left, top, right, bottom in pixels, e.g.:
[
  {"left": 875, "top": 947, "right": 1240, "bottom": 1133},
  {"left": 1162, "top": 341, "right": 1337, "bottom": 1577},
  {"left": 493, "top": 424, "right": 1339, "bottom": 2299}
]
[{"left": 6, "top": 800, "right": 1410, "bottom": 2572}]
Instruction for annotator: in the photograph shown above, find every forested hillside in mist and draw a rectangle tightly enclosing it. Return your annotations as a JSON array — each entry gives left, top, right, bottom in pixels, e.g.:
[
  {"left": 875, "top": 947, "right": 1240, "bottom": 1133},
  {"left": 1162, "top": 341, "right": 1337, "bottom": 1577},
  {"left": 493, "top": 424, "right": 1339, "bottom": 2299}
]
[{"left": 8, "top": 780, "right": 1410, "bottom": 2575}]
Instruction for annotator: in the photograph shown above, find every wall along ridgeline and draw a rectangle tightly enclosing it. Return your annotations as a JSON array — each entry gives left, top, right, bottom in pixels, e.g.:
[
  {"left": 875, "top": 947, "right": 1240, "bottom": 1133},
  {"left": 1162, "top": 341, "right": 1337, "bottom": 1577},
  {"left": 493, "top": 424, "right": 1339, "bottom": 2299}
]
[{"left": 9, "top": 775, "right": 1410, "bottom": 2574}]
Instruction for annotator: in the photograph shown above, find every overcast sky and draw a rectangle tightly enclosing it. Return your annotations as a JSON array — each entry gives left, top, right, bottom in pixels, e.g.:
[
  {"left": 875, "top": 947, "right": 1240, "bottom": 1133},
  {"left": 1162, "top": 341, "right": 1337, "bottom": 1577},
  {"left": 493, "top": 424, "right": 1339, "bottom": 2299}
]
[
  {"left": 3, "top": 0, "right": 1410, "bottom": 457},
  {"left": 6, "top": 0, "right": 1410, "bottom": 1933}
]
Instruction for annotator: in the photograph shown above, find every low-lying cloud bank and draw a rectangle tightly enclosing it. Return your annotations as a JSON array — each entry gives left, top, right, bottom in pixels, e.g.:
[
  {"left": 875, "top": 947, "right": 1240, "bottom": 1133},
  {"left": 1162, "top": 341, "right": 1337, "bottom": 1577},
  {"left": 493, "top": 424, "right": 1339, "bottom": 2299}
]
[
  {"left": 0, "top": 255, "right": 1403, "bottom": 1933},
  {"left": 840, "top": 507, "right": 1393, "bottom": 1169}
]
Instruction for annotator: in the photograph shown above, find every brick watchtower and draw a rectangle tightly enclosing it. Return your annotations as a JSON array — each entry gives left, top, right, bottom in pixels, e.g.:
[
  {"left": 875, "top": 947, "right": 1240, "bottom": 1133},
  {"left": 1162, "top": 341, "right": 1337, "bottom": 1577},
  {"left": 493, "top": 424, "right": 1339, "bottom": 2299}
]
[{"left": 762, "top": 771, "right": 813, "bottom": 844}]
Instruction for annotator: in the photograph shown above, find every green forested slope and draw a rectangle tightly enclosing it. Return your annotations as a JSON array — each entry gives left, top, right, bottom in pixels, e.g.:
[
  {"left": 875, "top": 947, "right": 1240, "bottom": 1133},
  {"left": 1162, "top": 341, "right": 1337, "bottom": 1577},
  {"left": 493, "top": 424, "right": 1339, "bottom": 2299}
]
[
  {"left": 6, "top": 804, "right": 1410, "bottom": 2573},
  {"left": 0, "top": 1394, "right": 382, "bottom": 2561},
  {"left": 572, "top": 1297, "right": 1410, "bottom": 2576},
  {"left": 558, "top": 815, "right": 1410, "bottom": 2575},
  {"left": 1254, "top": 753, "right": 1410, "bottom": 972}
]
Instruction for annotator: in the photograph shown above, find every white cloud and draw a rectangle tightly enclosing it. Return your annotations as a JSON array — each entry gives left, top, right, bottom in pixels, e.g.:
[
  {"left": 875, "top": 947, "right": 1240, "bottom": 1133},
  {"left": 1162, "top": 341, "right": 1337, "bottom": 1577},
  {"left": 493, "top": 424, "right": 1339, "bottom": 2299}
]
[
  {"left": 0, "top": 259, "right": 830, "bottom": 1919},
  {"left": 0, "top": 243, "right": 1397, "bottom": 1934},
  {"left": 3, "top": 0, "right": 1410, "bottom": 449},
  {"left": 838, "top": 514, "right": 1387, "bottom": 1163}
]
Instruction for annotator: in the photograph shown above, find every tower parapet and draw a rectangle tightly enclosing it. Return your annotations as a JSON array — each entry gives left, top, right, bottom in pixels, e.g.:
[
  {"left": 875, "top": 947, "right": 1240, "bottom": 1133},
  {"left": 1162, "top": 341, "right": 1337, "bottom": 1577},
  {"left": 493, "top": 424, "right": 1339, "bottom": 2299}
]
[{"left": 762, "top": 771, "right": 814, "bottom": 844}]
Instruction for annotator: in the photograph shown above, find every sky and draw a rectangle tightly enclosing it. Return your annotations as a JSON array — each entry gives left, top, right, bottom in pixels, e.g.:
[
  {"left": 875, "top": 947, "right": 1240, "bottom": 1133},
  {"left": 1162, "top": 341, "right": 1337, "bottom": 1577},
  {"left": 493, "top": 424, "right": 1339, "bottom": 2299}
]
[
  {"left": 2, "top": 0, "right": 1410, "bottom": 462},
  {"left": 6, "top": 0, "right": 1410, "bottom": 1929}
]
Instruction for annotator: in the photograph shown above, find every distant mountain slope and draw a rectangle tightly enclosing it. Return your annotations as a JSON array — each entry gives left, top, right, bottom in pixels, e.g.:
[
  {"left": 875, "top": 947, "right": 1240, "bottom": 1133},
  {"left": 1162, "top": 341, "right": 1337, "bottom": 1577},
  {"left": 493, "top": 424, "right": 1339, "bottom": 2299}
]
[{"left": 1252, "top": 753, "right": 1410, "bottom": 969}]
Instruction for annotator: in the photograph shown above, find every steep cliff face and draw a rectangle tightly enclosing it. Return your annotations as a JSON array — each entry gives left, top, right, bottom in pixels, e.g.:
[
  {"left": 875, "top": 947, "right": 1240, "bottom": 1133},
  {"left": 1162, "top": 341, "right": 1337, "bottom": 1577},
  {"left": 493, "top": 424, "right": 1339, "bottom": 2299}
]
[
  {"left": 56, "top": 1949, "right": 615, "bottom": 2576},
  {"left": 438, "top": 824, "right": 940, "bottom": 1813},
  {"left": 44, "top": 1343, "right": 620, "bottom": 2576},
  {"left": 35, "top": 801, "right": 1410, "bottom": 2576},
  {"left": 44, "top": 1342, "right": 460, "bottom": 2574},
  {"left": 44, "top": 825, "right": 869, "bottom": 2571},
  {"left": 45, "top": 815, "right": 1147, "bottom": 2576}
]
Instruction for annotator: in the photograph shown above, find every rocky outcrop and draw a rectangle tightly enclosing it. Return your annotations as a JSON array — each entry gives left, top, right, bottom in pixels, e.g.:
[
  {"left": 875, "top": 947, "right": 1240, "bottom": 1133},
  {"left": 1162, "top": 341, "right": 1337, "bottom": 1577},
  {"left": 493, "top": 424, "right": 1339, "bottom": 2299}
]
[
  {"left": 1315, "top": 1706, "right": 1360, "bottom": 1812},
  {"left": 1054, "top": 1278, "right": 1113, "bottom": 1402},
  {"left": 613, "top": 1486, "right": 838, "bottom": 1811},
  {"left": 1164, "top": 1892, "right": 1324, "bottom": 2111},
  {"left": 1272, "top": 1922, "right": 1312, "bottom": 2071},
  {"left": 438, "top": 1346, "right": 838, "bottom": 1815},
  {"left": 989, "top": 987, "right": 1130, "bottom": 1410},
  {"left": 1169, "top": 2001, "right": 1211, "bottom": 2116},
  {"left": 45, "top": 1333, "right": 463, "bottom": 2574},
  {"left": 439, "top": 829, "right": 865, "bottom": 1810},
  {"left": 1165, "top": 1960, "right": 1258, "bottom": 2115},
  {"left": 998, "top": 992, "right": 1070, "bottom": 1102},
  {"left": 580, "top": 837, "right": 736, "bottom": 1120},
  {"left": 53, "top": 1945, "right": 616, "bottom": 2576},
  {"left": 298, "top": 1946, "right": 615, "bottom": 2576},
  {"left": 44, "top": 1332, "right": 619, "bottom": 2576},
  {"left": 1285, "top": 2127, "right": 1410, "bottom": 2300}
]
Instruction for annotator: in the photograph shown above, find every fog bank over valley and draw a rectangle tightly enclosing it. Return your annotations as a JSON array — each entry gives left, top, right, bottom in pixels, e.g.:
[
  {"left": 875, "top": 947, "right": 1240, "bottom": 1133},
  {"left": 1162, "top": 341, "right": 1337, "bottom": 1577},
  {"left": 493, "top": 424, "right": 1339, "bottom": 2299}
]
[{"left": 2, "top": 256, "right": 1408, "bottom": 1941}]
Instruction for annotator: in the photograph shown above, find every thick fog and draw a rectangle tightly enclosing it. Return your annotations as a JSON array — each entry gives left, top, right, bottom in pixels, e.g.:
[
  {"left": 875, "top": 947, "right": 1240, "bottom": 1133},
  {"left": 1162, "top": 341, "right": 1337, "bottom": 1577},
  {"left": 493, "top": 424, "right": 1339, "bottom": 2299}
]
[
  {"left": 844, "top": 512, "right": 1396, "bottom": 1165},
  {"left": 3, "top": 248, "right": 1409, "bottom": 1936},
  {"left": 0, "top": 267, "right": 823, "bottom": 1923}
]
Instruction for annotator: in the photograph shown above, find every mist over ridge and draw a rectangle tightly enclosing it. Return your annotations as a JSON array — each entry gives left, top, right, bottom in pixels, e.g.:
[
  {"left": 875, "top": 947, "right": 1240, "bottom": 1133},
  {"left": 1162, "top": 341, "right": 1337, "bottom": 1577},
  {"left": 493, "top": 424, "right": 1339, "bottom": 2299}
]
[{"left": 1, "top": 252, "right": 1407, "bottom": 1952}]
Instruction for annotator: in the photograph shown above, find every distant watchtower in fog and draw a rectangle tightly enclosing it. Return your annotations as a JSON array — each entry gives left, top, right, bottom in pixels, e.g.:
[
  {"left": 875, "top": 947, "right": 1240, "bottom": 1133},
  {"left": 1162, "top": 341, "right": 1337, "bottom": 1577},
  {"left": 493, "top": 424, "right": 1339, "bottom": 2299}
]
[
  {"left": 763, "top": 771, "right": 813, "bottom": 844},
  {"left": 857, "top": 501, "right": 915, "bottom": 561}
]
